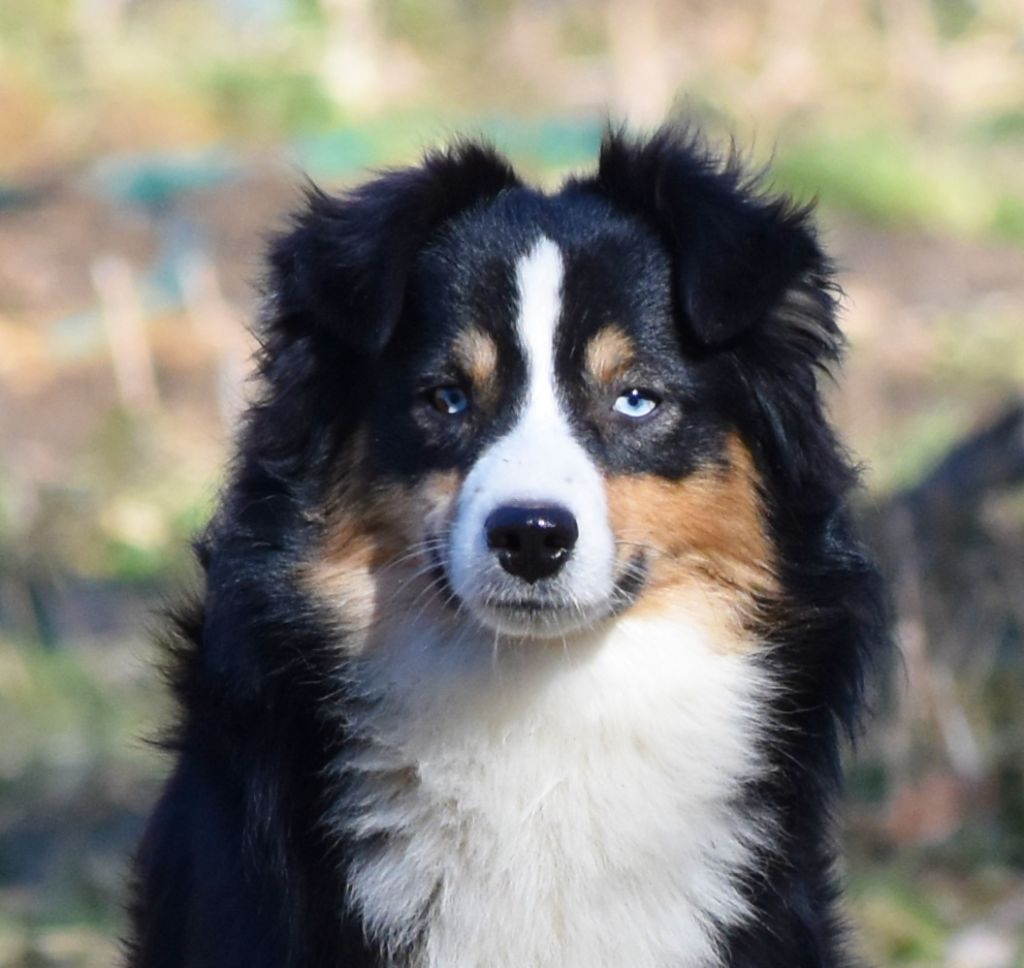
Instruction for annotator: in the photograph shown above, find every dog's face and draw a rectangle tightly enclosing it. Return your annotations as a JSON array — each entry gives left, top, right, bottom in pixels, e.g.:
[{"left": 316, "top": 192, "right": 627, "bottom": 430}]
[
  {"left": 364, "top": 201, "right": 770, "bottom": 639},
  {"left": 278, "top": 137, "right": 835, "bottom": 646}
]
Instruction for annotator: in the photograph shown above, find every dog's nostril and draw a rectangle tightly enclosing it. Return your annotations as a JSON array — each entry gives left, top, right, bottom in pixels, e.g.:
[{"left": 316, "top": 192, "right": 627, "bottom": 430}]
[
  {"left": 490, "top": 530, "right": 521, "bottom": 552},
  {"left": 485, "top": 505, "right": 578, "bottom": 584},
  {"left": 544, "top": 530, "right": 573, "bottom": 552}
]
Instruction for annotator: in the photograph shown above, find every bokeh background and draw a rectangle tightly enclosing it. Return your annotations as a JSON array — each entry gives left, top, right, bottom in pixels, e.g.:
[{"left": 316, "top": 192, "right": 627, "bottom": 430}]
[{"left": 2, "top": 1, "right": 1023, "bottom": 964}]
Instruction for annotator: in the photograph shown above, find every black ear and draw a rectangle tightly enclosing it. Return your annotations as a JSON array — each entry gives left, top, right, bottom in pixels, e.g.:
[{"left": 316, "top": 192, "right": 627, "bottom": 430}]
[
  {"left": 590, "top": 127, "right": 826, "bottom": 346},
  {"left": 269, "top": 142, "right": 521, "bottom": 355}
]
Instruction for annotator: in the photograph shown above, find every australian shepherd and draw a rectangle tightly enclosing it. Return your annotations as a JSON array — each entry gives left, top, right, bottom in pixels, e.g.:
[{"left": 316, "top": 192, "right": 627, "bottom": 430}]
[{"left": 128, "top": 126, "right": 888, "bottom": 968}]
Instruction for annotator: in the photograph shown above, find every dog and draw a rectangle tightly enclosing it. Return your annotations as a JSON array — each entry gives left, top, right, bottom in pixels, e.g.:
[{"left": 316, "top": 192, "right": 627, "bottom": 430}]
[{"left": 127, "top": 126, "right": 888, "bottom": 968}]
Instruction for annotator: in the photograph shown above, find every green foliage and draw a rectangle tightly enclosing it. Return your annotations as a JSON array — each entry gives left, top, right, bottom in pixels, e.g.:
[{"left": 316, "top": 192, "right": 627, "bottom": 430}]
[
  {"left": 993, "top": 195, "right": 1024, "bottom": 241},
  {"left": 851, "top": 872, "right": 950, "bottom": 965},
  {"left": 972, "top": 109, "right": 1024, "bottom": 144},
  {"left": 482, "top": 117, "right": 602, "bottom": 173},
  {"left": 289, "top": 0, "right": 327, "bottom": 27},
  {"left": 0, "top": 637, "right": 159, "bottom": 776},
  {"left": 929, "top": 0, "right": 979, "bottom": 38},
  {"left": 774, "top": 128, "right": 1021, "bottom": 240},
  {"left": 0, "top": 408, "right": 214, "bottom": 588},
  {"left": 0, "top": 634, "right": 165, "bottom": 952},
  {"left": 199, "top": 64, "right": 339, "bottom": 137},
  {"left": 862, "top": 401, "right": 973, "bottom": 494},
  {"left": 293, "top": 121, "right": 416, "bottom": 178},
  {"left": 0, "top": 0, "right": 72, "bottom": 45}
]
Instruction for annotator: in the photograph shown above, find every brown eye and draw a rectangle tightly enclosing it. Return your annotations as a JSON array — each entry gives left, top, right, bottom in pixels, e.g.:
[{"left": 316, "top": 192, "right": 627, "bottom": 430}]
[{"left": 430, "top": 386, "right": 470, "bottom": 415}]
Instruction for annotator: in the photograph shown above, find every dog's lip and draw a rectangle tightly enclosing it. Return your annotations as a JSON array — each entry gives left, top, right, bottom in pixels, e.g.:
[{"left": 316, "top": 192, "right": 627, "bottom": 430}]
[
  {"left": 427, "top": 544, "right": 649, "bottom": 621},
  {"left": 487, "top": 597, "right": 568, "bottom": 614}
]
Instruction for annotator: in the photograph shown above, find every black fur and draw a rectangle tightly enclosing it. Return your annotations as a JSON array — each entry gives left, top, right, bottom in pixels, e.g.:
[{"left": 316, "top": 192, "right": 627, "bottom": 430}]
[{"left": 127, "top": 127, "right": 889, "bottom": 968}]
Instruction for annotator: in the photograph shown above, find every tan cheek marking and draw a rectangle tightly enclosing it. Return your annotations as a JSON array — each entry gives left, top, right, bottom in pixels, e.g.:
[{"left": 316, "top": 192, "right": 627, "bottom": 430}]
[
  {"left": 607, "top": 435, "right": 777, "bottom": 640},
  {"left": 298, "top": 465, "right": 461, "bottom": 652},
  {"left": 585, "top": 325, "right": 635, "bottom": 385},
  {"left": 453, "top": 327, "right": 499, "bottom": 397}
]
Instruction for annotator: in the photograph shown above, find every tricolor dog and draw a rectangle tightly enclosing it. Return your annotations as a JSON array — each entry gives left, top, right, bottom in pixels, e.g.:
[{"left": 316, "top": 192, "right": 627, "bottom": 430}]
[{"left": 128, "top": 127, "right": 888, "bottom": 968}]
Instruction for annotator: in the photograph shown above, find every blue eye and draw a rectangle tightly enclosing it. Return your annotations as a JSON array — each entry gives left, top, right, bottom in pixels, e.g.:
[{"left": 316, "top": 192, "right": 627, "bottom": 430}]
[
  {"left": 612, "top": 388, "right": 659, "bottom": 419},
  {"left": 430, "top": 386, "right": 470, "bottom": 415}
]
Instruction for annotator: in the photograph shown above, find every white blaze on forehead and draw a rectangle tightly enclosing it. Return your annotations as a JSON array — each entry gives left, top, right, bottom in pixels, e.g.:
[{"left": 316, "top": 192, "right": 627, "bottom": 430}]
[
  {"left": 516, "top": 236, "right": 565, "bottom": 421},
  {"left": 447, "top": 236, "right": 616, "bottom": 629}
]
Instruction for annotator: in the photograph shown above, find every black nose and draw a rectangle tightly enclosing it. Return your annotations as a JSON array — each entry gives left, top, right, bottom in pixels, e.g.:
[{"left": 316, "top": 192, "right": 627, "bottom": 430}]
[{"left": 485, "top": 505, "right": 579, "bottom": 584}]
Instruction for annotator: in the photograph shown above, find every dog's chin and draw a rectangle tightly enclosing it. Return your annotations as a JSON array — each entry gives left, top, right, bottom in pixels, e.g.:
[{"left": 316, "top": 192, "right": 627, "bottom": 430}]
[
  {"left": 436, "top": 549, "right": 650, "bottom": 641},
  {"left": 471, "top": 598, "right": 609, "bottom": 639}
]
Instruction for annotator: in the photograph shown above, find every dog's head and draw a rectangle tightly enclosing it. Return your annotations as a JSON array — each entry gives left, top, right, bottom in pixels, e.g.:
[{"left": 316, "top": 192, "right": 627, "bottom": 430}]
[{"left": 259, "top": 130, "right": 849, "bottom": 646}]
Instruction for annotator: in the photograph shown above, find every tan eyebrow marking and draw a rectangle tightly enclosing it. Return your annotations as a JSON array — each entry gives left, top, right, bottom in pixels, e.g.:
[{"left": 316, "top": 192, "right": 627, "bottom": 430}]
[
  {"left": 585, "top": 325, "right": 635, "bottom": 384},
  {"left": 452, "top": 327, "right": 499, "bottom": 390}
]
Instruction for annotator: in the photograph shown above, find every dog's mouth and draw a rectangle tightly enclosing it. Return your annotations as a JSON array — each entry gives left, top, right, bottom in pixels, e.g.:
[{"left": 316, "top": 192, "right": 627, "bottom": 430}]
[{"left": 428, "top": 546, "right": 649, "bottom": 638}]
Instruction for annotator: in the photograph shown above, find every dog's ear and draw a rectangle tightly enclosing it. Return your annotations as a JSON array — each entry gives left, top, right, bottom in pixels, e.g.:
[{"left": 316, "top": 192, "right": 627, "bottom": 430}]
[
  {"left": 269, "top": 142, "right": 521, "bottom": 355},
  {"left": 589, "top": 127, "right": 826, "bottom": 347}
]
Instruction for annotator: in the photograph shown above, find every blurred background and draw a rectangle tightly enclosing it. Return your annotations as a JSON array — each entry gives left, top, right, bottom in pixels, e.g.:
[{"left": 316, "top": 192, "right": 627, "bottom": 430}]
[{"left": 1, "top": 0, "right": 1023, "bottom": 964}]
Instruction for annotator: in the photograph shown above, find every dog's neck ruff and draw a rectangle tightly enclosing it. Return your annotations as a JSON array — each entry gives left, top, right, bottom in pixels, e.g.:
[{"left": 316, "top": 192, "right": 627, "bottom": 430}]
[{"left": 330, "top": 609, "right": 773, "bottom": 968}]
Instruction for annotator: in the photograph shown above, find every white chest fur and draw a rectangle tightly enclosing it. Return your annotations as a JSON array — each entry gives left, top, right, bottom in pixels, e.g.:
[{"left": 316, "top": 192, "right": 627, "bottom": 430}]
[{"left": 331, "top": 611, "right": 772, "bottom": 968}]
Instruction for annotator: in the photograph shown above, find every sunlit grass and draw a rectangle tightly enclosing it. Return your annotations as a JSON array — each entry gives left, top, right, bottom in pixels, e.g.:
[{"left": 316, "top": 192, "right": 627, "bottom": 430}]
[
  {"left": 775, "top": 126, "right": 1024, "bottom": 243},
  {"left": 0, "top": 634, "right": 167, "bottom": 947}
]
